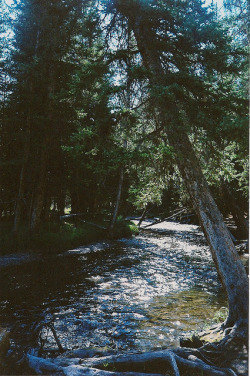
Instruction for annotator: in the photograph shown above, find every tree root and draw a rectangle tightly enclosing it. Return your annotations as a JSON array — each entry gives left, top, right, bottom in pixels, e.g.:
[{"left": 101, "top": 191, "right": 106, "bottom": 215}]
[
  {"left": 79, "top": 349, "right": 239, "bottom": 376},
  {"left": 24, "top": 319, "right": 248, "bottom": 376},
  {"left": 26, "top": 348, "right": 239, "bottom": 376},
  {"left": 63, "top": 366, "right": 163, "bottom": 376}
]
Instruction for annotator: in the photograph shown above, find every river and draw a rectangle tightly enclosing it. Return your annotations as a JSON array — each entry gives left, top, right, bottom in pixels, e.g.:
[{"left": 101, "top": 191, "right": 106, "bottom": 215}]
[{"left": 0, "top": 221, "right": 227, "bottom": 360}]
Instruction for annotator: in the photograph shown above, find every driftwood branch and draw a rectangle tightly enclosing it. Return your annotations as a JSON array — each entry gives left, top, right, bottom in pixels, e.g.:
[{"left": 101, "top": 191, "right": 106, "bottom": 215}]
[
  {"left": 60, "top": 213, "right": 85, "bottom": 219},
  {"left": 78, "top": 219, "right": 106, "bottom": 230},
  {"left": 33, "top": 321, "right": 65, "bottom": 354},
  {"left": 47, "top": 323, "right": 65, "bottom": 353},
  {"left": 60, "top": 214, "right": 106, "bottom": 230},
  {"left": 142, "top": 209, "right": 186, "bottom": 228}
]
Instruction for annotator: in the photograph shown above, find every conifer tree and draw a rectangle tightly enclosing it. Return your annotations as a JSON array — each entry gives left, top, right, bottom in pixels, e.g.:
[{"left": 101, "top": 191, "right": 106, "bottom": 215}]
[{"left": 106, "top": 0, "right": 248, "bottom": 337}]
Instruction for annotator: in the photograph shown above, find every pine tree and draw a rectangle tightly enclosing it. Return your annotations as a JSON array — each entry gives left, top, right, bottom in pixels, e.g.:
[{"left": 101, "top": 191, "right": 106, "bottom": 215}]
[
  {"left": 107, "top": 0, "right": 248, "bottom": 338},
  {"left": 9, "top": 0, "right": 83, "bottom": 231}
]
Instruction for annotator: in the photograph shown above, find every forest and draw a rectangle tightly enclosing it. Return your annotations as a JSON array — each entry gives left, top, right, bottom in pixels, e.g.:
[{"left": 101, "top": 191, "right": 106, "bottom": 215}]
[{"left": 0, "top": 0, "right": 249, "bottom": 375}]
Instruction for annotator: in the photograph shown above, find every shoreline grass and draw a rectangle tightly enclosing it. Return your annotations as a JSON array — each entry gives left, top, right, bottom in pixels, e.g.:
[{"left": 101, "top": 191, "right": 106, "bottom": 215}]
[{"left": 0, "top": 218, "right": 139, "bottom": 255}]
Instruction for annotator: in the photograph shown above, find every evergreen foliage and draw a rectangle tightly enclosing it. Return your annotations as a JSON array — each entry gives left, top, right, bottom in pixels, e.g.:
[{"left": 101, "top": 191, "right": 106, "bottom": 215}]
[{"left": 0, "top": 0, "right": 248, "bottom": 251}]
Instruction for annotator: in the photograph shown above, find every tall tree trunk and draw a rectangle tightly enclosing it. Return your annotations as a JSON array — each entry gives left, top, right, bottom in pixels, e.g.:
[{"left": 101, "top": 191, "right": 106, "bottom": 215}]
[
  {"left": 108, "top": 167, "right": 124, "bottom": 236},
  {"left": 70, "top": 169, "right": 80, "bottom": 213},
  {"left": 13, "top": 118, "right": 31, "bottom": 234},
  {"left": 42, "top": 194, "right": 52, "bottom": 222},
  {"left": 125, "top": 7, "right": 248, "bottom": 328},
  {"left": 30, "top": 139, "right": 49, "bottom": 231},
  {"left": 57, "top": 191, "right": 66, "bottom": 217},
  {"left": 30, "top": 71, "right": 55, "bottom": 231}
]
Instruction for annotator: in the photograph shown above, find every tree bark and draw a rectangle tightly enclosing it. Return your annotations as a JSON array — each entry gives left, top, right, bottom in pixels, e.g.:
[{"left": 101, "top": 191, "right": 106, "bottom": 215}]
[
  {"left": 121, "top": 5, "right": 248, "bottom": 328},
  {"left": 167, "top": 131, "right": 248, "bottom": 327}
]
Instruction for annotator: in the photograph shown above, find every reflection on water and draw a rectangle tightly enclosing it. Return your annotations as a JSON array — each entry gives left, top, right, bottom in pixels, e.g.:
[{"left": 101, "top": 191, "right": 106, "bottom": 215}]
[{"left": 0, "top": 223, "right": 227, "bottom": 353}]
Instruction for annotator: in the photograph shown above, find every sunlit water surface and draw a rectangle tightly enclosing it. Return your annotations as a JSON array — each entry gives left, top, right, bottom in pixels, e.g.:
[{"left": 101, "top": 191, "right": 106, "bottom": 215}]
[{"left": 0, "top": 222, "right": 227, "bottom": 354}]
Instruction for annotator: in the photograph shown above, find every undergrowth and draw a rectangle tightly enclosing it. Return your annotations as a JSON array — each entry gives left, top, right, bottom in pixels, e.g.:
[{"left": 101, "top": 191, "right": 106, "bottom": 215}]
[{"left": 0, "top": 218, "right": 138, "bottom": 255}]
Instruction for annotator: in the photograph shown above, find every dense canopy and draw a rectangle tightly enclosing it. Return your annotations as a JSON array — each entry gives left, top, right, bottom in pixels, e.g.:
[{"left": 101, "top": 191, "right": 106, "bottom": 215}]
[{"left": 0, "top": 0, "right": 248, "bottom": 373}]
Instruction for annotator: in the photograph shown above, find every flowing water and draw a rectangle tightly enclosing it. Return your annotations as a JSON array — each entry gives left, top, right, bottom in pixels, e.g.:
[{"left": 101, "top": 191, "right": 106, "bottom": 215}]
[{"left": 0, "top": 221, "right": 227, "bottom": 357}]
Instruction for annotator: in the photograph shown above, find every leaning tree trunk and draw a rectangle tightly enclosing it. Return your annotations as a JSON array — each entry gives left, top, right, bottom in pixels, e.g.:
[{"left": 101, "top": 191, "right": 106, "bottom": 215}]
[
  {"left": 124, "top": 6, "right": 248, "bottom": 330},
  {"left": 168, "top": 131, "right": 248, "bottom": 327}
]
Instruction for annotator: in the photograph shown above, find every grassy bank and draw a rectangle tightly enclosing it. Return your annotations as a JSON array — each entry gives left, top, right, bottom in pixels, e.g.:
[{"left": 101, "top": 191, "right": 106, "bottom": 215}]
[{"left": 0, "top": 218, "right": 139, "bottom": 255}]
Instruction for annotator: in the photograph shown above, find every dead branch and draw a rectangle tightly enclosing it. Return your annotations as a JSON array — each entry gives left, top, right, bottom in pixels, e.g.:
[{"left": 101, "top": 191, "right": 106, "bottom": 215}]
[
  {"left": 47, "top": 323, "right": 65, "bottom": 353},
  {"left": 33, "top": 321, "right": 65, "bottom": 354},
  {"left": 60, "top": 214, "right": 107, "bottom": 230}
]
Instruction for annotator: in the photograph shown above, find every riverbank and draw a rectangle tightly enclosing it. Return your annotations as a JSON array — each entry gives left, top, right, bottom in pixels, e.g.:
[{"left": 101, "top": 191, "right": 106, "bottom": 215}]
[
  {"left": 133, "top": 218, "right": 249, "bottom": 267},
  {"left": 0, "top": 221, "right": 229, "bottom": 371},
  {"left": 0, "top": 218, "right": 138, "bottom": 256},
  {"left": 0, "top": 220, "right": 247, "bottom": 375}
]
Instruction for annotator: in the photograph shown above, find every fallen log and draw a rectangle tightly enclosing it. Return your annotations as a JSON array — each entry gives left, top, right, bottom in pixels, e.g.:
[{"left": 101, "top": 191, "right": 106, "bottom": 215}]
[
  {"left": 142, "top": 209, "right": 187, "bottom": 228},
  {"left": 60, "top": 214, "right": 107, "bottom": 230},
  {"left": 79, "top": 348, "right": 237, "bottom": 376},
  {"left": 24, "top": 339, "right": 245, "bottom": 376},
  {"left": 25, "top": 355, "right": 164, "bottom": 375},
  {"left": 78, "top": 219, "right": 106, "bottom": 230},
  {"left": 26, "top": 354, "right": 63, "bottom": 375}
]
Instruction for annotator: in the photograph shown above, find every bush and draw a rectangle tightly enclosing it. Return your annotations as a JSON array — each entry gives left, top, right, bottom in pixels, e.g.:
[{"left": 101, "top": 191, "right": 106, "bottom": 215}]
[{"left": 112, "top": 216, "right": 139, "bottom": 238}]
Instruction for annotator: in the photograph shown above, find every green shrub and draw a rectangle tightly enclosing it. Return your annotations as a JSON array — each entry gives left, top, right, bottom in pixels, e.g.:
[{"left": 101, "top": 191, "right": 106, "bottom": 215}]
[
  {"left": 212, "top": 307, "right": 229, "bottom": 323},
  {"left": 112, "top": 216, "right": 139, "bottom": 238}
]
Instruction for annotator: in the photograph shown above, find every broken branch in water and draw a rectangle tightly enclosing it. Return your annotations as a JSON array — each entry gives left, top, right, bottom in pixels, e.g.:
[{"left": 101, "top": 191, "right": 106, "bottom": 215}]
[{"left": 33, "top": 321, "right": 65, "bottom": 354}]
